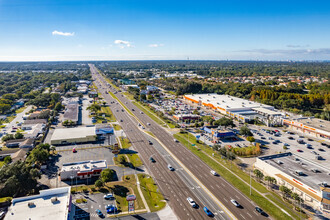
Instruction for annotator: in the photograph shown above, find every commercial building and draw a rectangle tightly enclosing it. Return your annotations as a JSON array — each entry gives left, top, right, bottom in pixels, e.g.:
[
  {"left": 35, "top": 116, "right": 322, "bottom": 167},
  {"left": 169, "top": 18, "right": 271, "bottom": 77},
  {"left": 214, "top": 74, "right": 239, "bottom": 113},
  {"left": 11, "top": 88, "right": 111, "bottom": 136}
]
[
  {"left": 5, "top": 187, "right": 72, "bottom": 220},
  {"left": 283, "top": 117, "right": 330, "bottom": 143},
  {"left": 60, "top": 160, "right": 107, "bottom": 180},
  {"left": 184, "top": 94, "right": 283, "bottom": 126},
  {"left": 63, "top": 103, "right": 79, "bottom": 125},
  {"left": 50, "top": 126, "right": 96, "bottom": 145},
  {"left": 255, "top": 153, "right": 330, "bottom": 216},
  {"left": 173, "top": 114, "right": 200, "bottom": 121},
  {"left": 201, "top": 127, "right": 236, "bottom": 141}
]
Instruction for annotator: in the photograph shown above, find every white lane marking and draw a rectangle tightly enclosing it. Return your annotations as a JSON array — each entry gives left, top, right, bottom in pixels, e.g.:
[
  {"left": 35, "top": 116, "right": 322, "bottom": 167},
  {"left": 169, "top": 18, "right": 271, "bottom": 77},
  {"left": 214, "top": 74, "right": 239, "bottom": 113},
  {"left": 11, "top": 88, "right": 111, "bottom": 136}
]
[
  {"left": 240, "top": 214, "right": 246, "bottom": 219},
  {"left": 247, "top": 212, "right": 252, "bottom": 218}
]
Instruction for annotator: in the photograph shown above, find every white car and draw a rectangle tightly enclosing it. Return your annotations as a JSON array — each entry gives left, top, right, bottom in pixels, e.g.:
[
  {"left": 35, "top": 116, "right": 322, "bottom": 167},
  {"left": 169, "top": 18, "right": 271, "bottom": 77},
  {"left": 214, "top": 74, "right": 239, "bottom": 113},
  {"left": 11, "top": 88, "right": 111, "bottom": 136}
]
[
  {"left": 168, "top": 164, "right": 174, "bottom": 171},
  {"left": 210, "top": 170, "right": 218, "bottom": 176},
  {"left": 187, "top": 197, "right": 197, "bottom": 208},
  {"left": 230, "top": 199, "right": 240, "bottom": 207}
]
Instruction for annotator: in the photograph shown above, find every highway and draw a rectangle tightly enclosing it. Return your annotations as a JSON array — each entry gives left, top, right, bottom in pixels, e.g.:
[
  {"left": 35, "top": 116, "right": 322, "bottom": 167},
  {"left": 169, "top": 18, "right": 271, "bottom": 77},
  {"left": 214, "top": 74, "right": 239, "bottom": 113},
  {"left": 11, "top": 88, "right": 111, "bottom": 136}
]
[{"left": 90, "top": 64, "right": 232, "bottom": 220}]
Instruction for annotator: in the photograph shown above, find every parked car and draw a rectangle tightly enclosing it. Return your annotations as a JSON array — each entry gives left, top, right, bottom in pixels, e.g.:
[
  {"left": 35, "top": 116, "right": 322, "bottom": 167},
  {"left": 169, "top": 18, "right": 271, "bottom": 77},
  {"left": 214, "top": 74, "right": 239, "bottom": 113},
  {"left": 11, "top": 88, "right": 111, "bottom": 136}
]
[
  {"left": 72, "top": 148, "right": 77, "bottom": 153},
  {"left": 148, "top": 140, "right": 153, "bottom": 145},
  {"left": 150, "top": 157, "right": 156, "bottom": 163},
  {"left": 187, "top": 197, "right": 197, "bottom": 208},
  {"left": 106, "top": 204, "right": 117, "bottom": 213},
  {"left": 203, "top": 207, "right": 214, "bottom": 217},
  {"left": 95, "top": 209, "right": 104, "bottom": 217},
  {"left": 104, "top": 193, "right": 115, "bottom": 200},
  {"left": 297, "top": 149, "right": 303, "bottom": 152}
]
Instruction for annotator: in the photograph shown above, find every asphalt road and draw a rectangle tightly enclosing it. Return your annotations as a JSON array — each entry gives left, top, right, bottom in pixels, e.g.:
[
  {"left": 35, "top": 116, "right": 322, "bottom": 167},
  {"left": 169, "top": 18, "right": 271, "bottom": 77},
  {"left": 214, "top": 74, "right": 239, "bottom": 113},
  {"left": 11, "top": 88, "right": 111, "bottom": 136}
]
[
  {"left": 90, "top": 64, "right": 230, "bottom": 220},
  {"left": 90, "top": 64, "right": 270, "bottom": 220}
]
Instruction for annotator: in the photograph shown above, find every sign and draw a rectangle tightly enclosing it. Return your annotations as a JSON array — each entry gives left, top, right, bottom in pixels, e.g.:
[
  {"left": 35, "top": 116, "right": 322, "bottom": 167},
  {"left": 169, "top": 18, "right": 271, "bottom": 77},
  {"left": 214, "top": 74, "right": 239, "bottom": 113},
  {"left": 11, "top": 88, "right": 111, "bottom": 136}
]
[
  {"left": 126, "top": 194, "right": 136, "bottom": 201},
  {"left": 128, "top": 201, "right": 135, "bottom": 212}
]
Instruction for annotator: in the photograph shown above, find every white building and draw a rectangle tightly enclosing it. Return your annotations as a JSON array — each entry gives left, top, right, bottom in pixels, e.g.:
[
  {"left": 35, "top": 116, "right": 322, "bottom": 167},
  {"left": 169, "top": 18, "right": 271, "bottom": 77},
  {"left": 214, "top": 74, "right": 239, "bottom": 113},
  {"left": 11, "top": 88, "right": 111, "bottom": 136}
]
[
  {"left": 60, "top": 160, "right": 107, "bottom": 180},
  {"left": 184, "top": 94, "right": 283, "bottom": 125},
  {"left": 255, "top": 153, "right": 330, "bottom": 216},
  {"left": 5, "top": 187, "right": 72, "bottom": 220}
]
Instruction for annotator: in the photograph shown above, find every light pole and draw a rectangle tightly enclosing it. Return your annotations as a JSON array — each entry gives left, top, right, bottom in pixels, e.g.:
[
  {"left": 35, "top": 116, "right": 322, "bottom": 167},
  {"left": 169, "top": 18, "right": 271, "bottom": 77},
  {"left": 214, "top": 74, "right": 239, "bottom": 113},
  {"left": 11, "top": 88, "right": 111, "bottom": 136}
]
[{"left": 250, "top": 170, "right": 252, "bottom": 196}]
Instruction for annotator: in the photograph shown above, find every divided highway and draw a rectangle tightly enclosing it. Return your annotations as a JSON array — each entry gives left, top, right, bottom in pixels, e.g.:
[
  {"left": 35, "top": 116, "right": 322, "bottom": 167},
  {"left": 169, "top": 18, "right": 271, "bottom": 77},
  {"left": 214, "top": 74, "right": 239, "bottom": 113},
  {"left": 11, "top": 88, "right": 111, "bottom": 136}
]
[{"left": 90, "top": 64, "right": 232, "bottom": 220}]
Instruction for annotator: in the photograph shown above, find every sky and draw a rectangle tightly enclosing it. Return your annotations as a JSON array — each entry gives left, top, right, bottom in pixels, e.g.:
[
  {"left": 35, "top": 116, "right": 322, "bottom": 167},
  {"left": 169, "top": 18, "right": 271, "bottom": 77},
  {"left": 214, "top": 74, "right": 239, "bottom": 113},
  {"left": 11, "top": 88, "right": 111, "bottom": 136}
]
[{"left": 0, "top": 0, "right": 330, "bottom": 61}]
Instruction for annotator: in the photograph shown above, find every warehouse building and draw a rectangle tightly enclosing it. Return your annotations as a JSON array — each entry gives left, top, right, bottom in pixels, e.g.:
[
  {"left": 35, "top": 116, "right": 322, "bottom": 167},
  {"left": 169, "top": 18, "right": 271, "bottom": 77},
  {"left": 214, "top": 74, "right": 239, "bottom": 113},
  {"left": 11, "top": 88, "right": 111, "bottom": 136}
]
[
  {"left": 283, "top": 117, "right": 330, "bottom": 143},
  {"left": 255, "top": 153, "right": 330, "bottom": 216},
  {"left": 60, "top": 160, "right": 107, "bottom": 180},
  {"left": 50, "top": 126, "right": 96, "bottom": 145},
  {"left": 5, "top": 187, "right": 72, "bottom": 220},
  {"left": 184, "top": 94, "right": 283, "bottom": 126}
]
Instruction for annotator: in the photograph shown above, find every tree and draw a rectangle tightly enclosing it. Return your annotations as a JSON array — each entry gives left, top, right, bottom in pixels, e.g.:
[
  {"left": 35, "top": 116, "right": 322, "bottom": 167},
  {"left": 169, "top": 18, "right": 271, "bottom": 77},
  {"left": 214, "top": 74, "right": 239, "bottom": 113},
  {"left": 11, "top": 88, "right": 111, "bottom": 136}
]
[
  {"left": 14, "top": 132, "right": 24, "bottom": 139},
  {"left": 87, "top": 104, "right": 101, "bottom": 115},
  {"left": 240, "top": 126, "right": 253, "bottom": 136},
  {"left": 119, "top": 156, "right": 127, "bottom": 165},
  {"left": 100, "top": 169, "right": 115, "bottom": 182},
  {"left": 214, "top": 117, "right": 235, "bottom": 128},
  {"left": 253, "top": 169, "right": 264, "bottom": 182},
  {"left": 246, "top": 136, "right": 255, "bottom": 143},
  {"left": 279, "top": 185, "right": 292, "bottom": 199},
  {"left": 54, "top": 102, "right": 63, "bottom": 111},
  {"left": 4, "top": 156, "right": 12, "bottom": 164},
  {"left": 2, "top": 134, "right": 14, "bottom": 142},
  {"left": 95, "top": 179, "right": 103, "bottom": 188}
]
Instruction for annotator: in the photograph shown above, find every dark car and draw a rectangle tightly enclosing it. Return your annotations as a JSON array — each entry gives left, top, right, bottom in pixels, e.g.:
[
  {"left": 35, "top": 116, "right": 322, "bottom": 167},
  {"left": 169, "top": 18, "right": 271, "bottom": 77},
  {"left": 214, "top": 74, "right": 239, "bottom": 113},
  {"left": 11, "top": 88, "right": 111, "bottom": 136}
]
[
  {"left": 255, "top": 207, "right": 266, "bottom": 215},
  {"left": 148, "top": 140, "right": 153, "bottom": 145},
  {"left": 150, "top": 157, "right": 156, "bottom": 163},
  {"left": 95, "top": 209, "right": 104, "bottom": 218}
]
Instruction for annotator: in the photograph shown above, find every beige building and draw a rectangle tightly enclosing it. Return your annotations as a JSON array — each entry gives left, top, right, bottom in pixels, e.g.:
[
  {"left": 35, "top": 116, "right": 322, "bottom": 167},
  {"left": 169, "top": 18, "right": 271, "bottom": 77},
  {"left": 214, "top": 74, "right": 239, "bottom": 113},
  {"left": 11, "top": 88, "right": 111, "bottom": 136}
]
[
  {"left": 50, "top": 127, "right": 96, "bottom": 145},
  {"left": 255, "top": 153, "right": 330, "bottom": 216}
]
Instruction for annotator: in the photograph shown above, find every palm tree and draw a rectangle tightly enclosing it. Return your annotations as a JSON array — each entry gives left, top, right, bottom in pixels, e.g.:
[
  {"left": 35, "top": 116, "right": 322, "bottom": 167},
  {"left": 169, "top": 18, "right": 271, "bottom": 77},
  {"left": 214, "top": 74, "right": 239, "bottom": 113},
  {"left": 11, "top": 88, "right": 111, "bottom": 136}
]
[{"left": 253, "top": 169, "right": 264, "bottom": 182}]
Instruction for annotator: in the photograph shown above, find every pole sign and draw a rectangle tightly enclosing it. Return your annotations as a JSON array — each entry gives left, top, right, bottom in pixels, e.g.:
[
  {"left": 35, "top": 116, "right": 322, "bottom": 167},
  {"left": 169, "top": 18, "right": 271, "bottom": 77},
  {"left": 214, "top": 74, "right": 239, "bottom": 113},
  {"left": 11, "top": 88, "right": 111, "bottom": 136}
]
[
  {"left": 126, "top": 194, "right": 136, "bottom": 201},
  {"left": 128, "top": 201, "right": 135, "bottom": 212}
]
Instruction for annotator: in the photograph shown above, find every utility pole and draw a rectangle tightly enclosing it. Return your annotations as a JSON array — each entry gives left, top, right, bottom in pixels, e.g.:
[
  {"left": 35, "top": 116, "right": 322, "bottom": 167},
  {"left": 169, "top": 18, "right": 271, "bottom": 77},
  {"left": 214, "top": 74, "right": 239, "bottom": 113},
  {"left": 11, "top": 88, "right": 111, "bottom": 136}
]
[{"left": 250, "top": 170, "right": 252, "bottom": 196}]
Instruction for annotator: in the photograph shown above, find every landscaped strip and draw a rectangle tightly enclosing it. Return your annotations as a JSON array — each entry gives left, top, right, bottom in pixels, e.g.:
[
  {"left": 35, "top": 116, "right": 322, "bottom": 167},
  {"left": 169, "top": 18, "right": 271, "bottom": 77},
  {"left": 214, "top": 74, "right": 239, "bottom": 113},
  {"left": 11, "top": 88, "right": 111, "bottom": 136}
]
[
  {"left": 174, "top": 133, "right": 304, "bottom": 220},
  {"left": 137, "top": 174, "right": 166, "bottom": 212}
]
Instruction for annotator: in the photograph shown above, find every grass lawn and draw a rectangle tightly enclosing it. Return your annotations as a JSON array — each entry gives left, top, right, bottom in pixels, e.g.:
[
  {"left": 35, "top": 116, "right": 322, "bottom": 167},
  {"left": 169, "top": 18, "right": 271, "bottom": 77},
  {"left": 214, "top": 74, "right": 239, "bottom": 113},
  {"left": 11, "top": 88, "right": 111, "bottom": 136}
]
[
  {"left": 0, "top": 161, "right": 5, "bottom": 168},
  {"left": 120, "top": 137, "right": 132, "bottom": 149},
  {"left": 174, "top": 133, "right": 304, "bottom": 220},
  {"left": 113, "top": 124, "right": 122, "bottom": 131},
  {"left": 127, "top": 154, "right": 143, "bottom": 167},
  {"left": 122, "top": 92, "right": 134, "bottom": 100},
  {"left": 138, "top": 174, "right": 166, "bottom": 212},
  {"left": 101, "top": 106, "right": 116, "bottom": 122},
  {"left": 15, "top": 106, "right": 27, "bottom": 114}
]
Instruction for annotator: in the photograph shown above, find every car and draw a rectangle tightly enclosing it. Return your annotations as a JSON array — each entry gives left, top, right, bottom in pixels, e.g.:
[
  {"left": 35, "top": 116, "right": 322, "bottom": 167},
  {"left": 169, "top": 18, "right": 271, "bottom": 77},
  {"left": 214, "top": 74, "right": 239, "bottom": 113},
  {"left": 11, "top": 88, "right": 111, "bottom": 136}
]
[
  {"left": 307, "top": 138, "right": 313, "bottom": 141},
  {"left": 318, "top": 148, "right": 325, "bottom": 152},
  {"left": 140, "top": 111, "right": 143, "bottom": 114},
  {"left": 95, "top": 209, "right": 104, "bottom": 217},
  {"left": 203, "top": 207, "right": 214, "bottom": 217},
  {"left": 72, "top": 148, "right": 77, "bottom": 153},
  {"left": 147, "top": 123, "right": 151, "bottom": 126},
  {"left": 283, "top": 143, "right": 289, "bottom": 146},
  {"left": 148, "top": 140, "right": 153, "bottom": 145},
  {"left": 268, "top": 137, "right": 273, "bottom": 140},
  {"left": 311, "top": 150, "right": 319, "bottom": 155},
  {"left": 297, "top": 149, "right": 303, "bottom": 152},
  {"left": 106, "top": 204, "right": 117, "bottom": 213},
  {"left": 141, "top": 126, "right": 145, "bottom": 129},
  {"left": 210, "top": 170, "right": 218, "bottom": 176},
  {"left": 120, "top": 119, "right": 123, "bottom": 122},
  {"left": 174, "top": 139, "right": 179, "bottom": 142},
  {"left": 187, "top": 197, "right": 197, "bottom": 208},
  {"left": 132, "top": 108, "right": 135, "bottom": 111},
  {"left": 321, "top": 142, "right": 326, "bottom": 146},
  {"left": 104, "top": 193, "right": 115, "bottom": 200},
  {"left": 288, "top": 136, "right": 294, "bottom": 140},
  {"left": 231, "top": 199, "right": 240, "bottom": 207},
  {"left": 150, "top": 157, "right": 156, "bottom": 163},
  {"left": 261, "top": 137, "right": 266, "bottom": 139},
  {"left": 255, "top": 207, "right": 265, "bottom": 215},
  {"left": 272, "top": 141, "right": 278, "bottom": 144},
  {"left": 168, "top": 164, "right": 174, "bottom": 171}
]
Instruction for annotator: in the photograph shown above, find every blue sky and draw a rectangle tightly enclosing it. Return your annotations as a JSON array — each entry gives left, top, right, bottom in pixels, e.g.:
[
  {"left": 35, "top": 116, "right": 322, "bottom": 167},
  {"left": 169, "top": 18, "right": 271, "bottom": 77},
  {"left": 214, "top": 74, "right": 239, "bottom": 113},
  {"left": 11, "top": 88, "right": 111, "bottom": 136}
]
[{"left": 0, "top": 0, "right": 329, "bottom": 61}]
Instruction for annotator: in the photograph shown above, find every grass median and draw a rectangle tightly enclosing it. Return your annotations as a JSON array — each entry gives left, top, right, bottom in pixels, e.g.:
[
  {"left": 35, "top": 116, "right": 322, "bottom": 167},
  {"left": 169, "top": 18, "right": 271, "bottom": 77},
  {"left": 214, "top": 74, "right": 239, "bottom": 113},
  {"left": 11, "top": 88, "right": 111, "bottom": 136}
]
[
  {"left": 138, "top": 174, "right": 166, "bottom": 212},
  {"left": 174, "top": 133, "right": 303, "bottom": 220}
]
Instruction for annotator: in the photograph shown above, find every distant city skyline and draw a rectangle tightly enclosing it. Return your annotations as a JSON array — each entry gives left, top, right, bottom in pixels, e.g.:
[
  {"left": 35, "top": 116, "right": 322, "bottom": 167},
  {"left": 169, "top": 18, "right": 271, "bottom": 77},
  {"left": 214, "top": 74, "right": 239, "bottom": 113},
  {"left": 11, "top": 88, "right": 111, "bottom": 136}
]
[{"left": 0, "top": 0, "right": 329, "bottom": 61}]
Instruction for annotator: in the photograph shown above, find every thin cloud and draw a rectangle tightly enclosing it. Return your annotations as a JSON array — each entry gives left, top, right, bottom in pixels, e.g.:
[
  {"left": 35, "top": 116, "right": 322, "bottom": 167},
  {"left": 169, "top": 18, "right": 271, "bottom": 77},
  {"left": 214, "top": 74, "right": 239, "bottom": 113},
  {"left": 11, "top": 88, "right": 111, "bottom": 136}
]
[
  {"left": 286, "top": 44, "right": 310, "bottom": 48},
  {"left": 238, "top": 48, "right": 330, "bottom": 55},
  {"left": 52, "top": 30, "right": 75, "bottom": 36},
  {"left": 114, "top": 40, "right": 133, "bottom": 48},
  {"left": 148, "top": 44, "right": 164, "bottom": 48}
]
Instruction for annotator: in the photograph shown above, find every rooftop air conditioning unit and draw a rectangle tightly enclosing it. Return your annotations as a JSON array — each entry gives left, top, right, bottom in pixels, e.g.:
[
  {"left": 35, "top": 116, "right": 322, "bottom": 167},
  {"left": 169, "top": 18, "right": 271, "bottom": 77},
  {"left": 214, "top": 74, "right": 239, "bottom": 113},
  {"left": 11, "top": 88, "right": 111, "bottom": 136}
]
[
  {"left": 51, "top": 197, "right": 58, "bottom": 203},
  {"left": 277, "top": 160, "right": 283, "bottom": 165},
  {"left": 28, "top": 202, "right": 35, "bottom": 208}
]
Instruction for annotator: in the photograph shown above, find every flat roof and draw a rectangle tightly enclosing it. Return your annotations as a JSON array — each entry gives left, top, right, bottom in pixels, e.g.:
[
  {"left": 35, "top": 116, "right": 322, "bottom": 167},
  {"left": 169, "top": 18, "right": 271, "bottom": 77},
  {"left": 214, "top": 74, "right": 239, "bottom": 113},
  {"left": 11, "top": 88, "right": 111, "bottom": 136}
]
[
  {"left": 259, "top": 153, "right": 330, "bottom": 191},
  {"left": 252, "top": 107, "right": 283, "bottom": 116},
  {"left": 51, "top": 127, "right": 95, "bottom": 141},
  {"left": 61, "top": 160, "right": 107, "bottom": 172},
  {"left": 5, "top": 187, "right": 70, "bottom": 220},
  {"left": 296, "top": 118, "right": 330, "bottom": 133},
  {"left": 63, "top": 103, "right": 79, "bottom": 122},
  {"left": 184, "top": 94, "right": 273, "bottom": 111}
]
